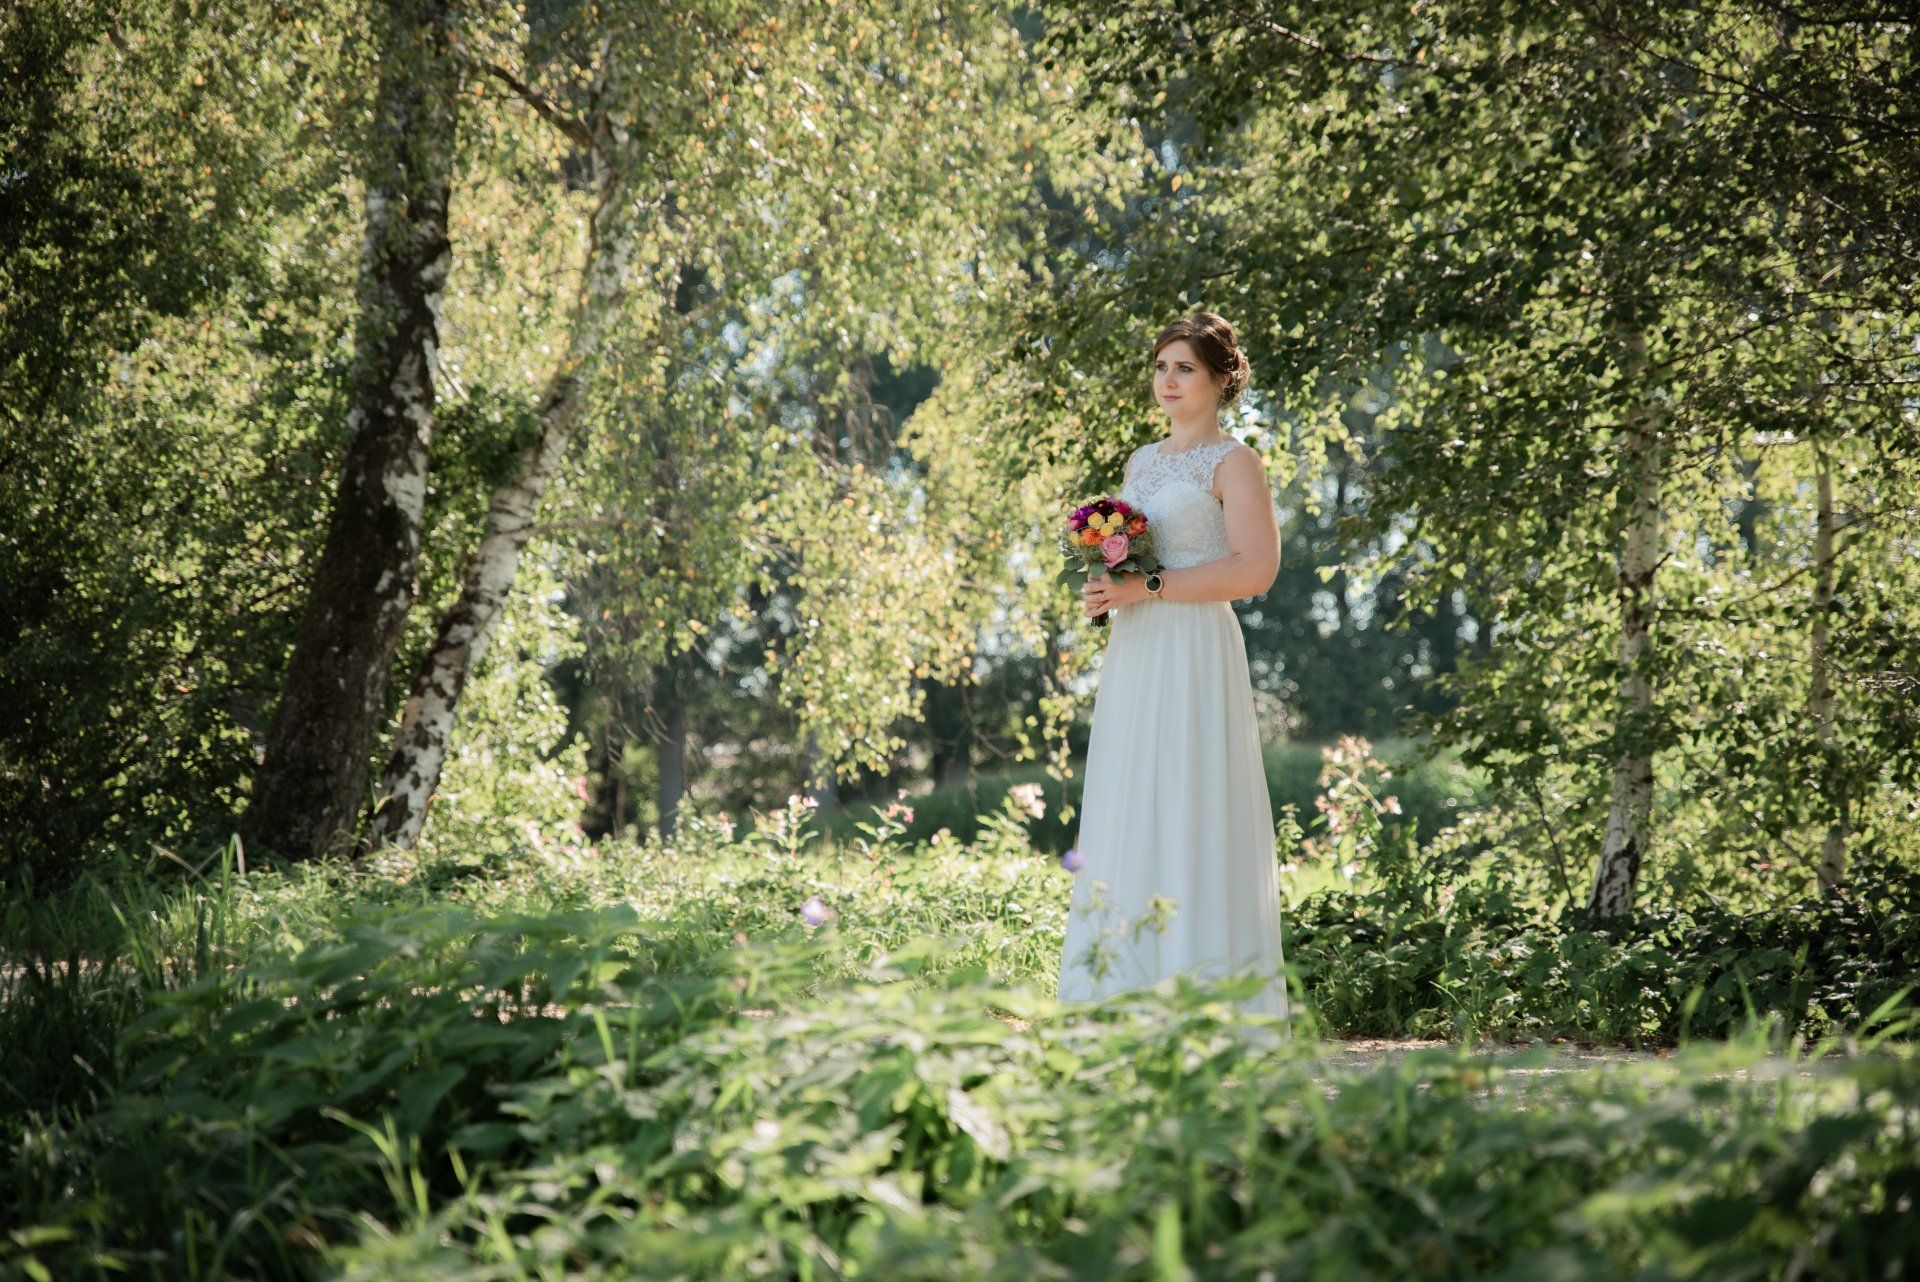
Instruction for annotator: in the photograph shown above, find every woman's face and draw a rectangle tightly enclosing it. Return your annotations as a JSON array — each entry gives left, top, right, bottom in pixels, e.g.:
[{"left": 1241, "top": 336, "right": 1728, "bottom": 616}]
[{"left": 1152, "top": 338, "right": 1220, "bottom": 418}]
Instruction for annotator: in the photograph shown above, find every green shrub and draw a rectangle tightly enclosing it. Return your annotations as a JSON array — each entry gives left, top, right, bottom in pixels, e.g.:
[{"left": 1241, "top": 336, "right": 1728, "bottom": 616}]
[
  {"left": 3, "top": 896, "right": 1917, "bottom": 1281},
  {"left": 810, "top": 738, "right": 1485, "bottom": 858}
]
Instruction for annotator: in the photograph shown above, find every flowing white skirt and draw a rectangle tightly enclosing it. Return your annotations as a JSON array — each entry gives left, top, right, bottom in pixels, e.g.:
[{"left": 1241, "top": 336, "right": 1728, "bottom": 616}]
[{"left": 1057, "top": 595, "right": 1291, "bottom": 1023}]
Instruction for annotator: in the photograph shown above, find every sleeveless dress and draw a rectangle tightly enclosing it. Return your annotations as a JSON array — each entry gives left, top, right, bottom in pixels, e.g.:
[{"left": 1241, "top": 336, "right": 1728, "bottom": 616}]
[{"left": 1056, "top": 437, "right": 1291, "bottom": 1024}]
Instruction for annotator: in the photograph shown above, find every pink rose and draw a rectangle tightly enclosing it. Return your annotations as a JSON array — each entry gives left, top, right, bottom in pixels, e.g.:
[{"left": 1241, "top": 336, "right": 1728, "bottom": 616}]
[{"left": 1100, "top": 533, "right": 1129, "bottom": 567}]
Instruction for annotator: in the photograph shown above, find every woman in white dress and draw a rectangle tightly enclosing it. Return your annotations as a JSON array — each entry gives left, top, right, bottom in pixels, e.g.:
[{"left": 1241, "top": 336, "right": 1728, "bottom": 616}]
[{"left": 1056, "top": 311, "right": 1291, "bottom": 1024}]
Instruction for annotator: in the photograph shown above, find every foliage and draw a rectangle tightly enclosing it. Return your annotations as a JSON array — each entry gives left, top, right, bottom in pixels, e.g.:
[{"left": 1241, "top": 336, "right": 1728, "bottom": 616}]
[
  {"left": 2, "top": 821, "right": 1917, "bottom": 1278},
  {"left": 0, "top": 0, "right": 367, "bottom": 884},
  {"left": 803, "top": 737, "right": 1484, "bottom": 866},
  {"left": 1021, "top": 0, "right": 1920, "bottom": 897},
  {"left": 1281, "top": 736, "right": 1920, "bottom": 1045},
  {"left": 1290, "top": 840, "right": 1920, "bottom": 1049},
  {"left": 548, "top": 0, "right": 1066, "bottom": 813},
  {"left": 412, "top": 550, "right": 592, "bottom": 861}
]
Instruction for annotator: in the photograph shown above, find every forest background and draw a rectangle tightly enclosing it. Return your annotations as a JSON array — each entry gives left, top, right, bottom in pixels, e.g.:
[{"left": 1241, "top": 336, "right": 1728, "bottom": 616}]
[{"left": 4, "top": 0, "right": 1916, "bottom": 925}]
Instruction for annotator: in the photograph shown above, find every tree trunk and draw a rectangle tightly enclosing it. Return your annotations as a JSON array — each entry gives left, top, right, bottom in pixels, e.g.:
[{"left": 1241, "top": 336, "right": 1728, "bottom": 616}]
[
  {"left": 924, "top": 672, "right": 975, "bottom": 788},
  {"left": 582, "top": 717, "right": 629, "bottom": 840},
  {"left": 1732, "top": 454, "right": 1765, "bottom": 559},
  {"left": 1587, "top": 327, "right": 1664, "bottom": 920},
  {"left": 1331, "top": 462, "right": 1354, "bottom": 634},
  {"left": 802, "top": 727, "right": 839, "bottom": 808},
  {"left": 365, "top": 155, "right": 637, "bottom": 850},
  {"left": 1810, "top": 452, "right": 1849, "bottom": 893},
  {"left": 653, "top": 651, "right": 689, "bottom": 842},
  {"left": 241, "top": 0, "right": 459, "bottom": 859}
]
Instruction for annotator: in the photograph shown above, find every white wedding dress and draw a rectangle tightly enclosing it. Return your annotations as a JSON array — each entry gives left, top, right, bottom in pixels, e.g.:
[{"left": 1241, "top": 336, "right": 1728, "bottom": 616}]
[{"left": 1056, "top": 437, "right": 1291, "bottom": 1024}]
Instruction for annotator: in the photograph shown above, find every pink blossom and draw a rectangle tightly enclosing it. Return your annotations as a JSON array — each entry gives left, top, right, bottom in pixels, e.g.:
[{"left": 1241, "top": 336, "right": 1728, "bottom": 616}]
[{"left": 1100, "top": 533, "right": 1130, "bottom": 567}]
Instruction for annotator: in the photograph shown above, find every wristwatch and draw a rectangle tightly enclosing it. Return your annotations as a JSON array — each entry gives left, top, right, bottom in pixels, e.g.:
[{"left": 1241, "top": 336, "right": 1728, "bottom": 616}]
[{"left": 1144, "top": 571, "right": 1164, "bottom": 599}]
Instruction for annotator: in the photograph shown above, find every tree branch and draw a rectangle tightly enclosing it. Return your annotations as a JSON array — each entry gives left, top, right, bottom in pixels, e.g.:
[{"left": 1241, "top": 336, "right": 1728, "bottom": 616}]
[{"left": 471, "top": 57, "right": 596, "bottom": 152}]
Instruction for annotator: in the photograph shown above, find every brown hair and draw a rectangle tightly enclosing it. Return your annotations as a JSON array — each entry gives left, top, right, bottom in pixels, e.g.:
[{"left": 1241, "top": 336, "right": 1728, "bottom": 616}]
[{"left": 1151, "top": 311, "right": 1250, "bottom": 408}]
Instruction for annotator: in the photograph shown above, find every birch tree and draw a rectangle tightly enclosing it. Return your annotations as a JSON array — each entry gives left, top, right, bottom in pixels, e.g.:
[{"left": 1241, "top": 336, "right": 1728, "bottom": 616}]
[
  {"left": 1031, "top": 0, "right": 1920, "bottom": 912},
  {"left": 1808, "top": 447, "right": 1847, "bottom": 893},
  {"left": 1588, "top": 324, "right": 1665, "bottom": 918},
  {"left": 364, "top": 97, "right": 643, "bottom": 850},
  {"left": 242, "top": 0, "right": 461, "bottom": 857},
  {"left": 368, "top": 0, "right": 1053, "bottom": 847}
]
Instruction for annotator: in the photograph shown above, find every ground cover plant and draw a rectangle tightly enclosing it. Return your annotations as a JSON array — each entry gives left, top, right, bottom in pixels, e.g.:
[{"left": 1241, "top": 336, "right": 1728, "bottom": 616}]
[{"left": 4, "top": 793, "right": 1916, "bottom": 1281}]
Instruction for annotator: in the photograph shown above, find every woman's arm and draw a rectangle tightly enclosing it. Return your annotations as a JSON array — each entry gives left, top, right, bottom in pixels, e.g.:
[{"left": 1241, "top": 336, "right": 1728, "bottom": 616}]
[{"left": 1136, "top": 446, "right": 1280, "bottom": 605}]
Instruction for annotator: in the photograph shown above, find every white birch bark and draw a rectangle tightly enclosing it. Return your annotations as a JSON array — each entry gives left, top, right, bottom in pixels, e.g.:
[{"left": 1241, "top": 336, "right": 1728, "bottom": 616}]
[
  {"left": 242, "top": 0, "right": 458, "bottom": 858},
  {"left": 366, "top": 159, "right": 638, "bottom": 849},
  {"left": 1810, "top": 452, "right": 1849, "bottom": 893},
  {"left": 1587, "top": 327, "right": 1664, "bottom": 919}
]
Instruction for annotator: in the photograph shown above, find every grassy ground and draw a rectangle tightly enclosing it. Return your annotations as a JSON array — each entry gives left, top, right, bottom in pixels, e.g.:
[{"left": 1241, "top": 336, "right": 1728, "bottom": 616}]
[{"left": 3, "top": 806, "right": 1916, "bottom": 1279}]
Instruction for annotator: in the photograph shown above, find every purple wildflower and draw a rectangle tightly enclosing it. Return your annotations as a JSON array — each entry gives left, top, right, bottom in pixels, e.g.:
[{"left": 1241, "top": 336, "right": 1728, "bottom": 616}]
[
  {"left": 801, "top": 895, "right": 828, "bottom": 926},
  {"left": 1060, "top": 846, "right": 1084, "bottom": 873}
]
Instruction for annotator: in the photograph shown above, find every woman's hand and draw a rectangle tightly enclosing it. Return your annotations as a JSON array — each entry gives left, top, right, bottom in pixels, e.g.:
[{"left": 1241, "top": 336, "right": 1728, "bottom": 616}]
[{"left": 1081, "top": 571, "right": 1149, "bottom": 618}]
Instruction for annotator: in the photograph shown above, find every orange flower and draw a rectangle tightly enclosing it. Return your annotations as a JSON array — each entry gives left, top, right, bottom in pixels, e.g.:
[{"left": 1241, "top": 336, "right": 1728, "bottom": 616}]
[
  {"left": 1126, "top": 516, "right": 1147, "bottom": 534},
  {"left": 1080, "top": 528, "right": 1101, "bottom": 546}
]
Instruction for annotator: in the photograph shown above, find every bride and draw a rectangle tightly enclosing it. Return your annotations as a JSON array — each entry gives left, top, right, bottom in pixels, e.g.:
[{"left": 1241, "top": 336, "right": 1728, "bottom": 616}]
[{"left": 1056, "top": 311, "right": 1292, "bottom": 1025}]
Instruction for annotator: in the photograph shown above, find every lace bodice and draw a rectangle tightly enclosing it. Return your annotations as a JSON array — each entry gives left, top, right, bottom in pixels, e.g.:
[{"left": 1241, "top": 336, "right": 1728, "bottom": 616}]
[{"left": 1121, "top": 437, "right": 1241, "bottom": 570}]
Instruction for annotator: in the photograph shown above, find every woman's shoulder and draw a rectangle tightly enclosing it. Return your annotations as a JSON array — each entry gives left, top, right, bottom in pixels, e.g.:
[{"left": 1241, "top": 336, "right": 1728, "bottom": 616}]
[
  {"left": 1215, "top": 437, "right": 1260, "bottom": 465},
  {"left": 1206, "top": 438, "right": 1263, "bottom": 495}
]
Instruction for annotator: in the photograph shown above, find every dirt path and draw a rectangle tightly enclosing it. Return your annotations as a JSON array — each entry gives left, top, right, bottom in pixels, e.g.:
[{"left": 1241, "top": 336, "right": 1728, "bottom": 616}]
[
  {"left": 1278, "top": 1034, "right": 1851, "bottom": 1108},
  {"left": 1304, "top": 1034, "right": 1671, "bottom": 1072}
]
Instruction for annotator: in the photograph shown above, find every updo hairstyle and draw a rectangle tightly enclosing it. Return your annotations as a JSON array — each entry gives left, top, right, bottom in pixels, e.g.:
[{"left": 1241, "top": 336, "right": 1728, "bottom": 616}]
[{"left": 1150, "top": 311, "right": 1250, "bottom": 408}]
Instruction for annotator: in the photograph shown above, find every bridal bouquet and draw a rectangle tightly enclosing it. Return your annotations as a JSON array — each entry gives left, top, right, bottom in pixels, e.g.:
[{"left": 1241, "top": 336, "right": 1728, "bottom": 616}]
[{"left": 1061, "top": 496, "right": 1161, "bottom": 630}]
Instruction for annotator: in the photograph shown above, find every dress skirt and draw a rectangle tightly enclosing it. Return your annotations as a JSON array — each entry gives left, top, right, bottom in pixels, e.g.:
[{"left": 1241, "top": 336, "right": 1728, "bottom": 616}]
[{"left": 1057, "top": 594, "right": 1291, "bottom": 1022}]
